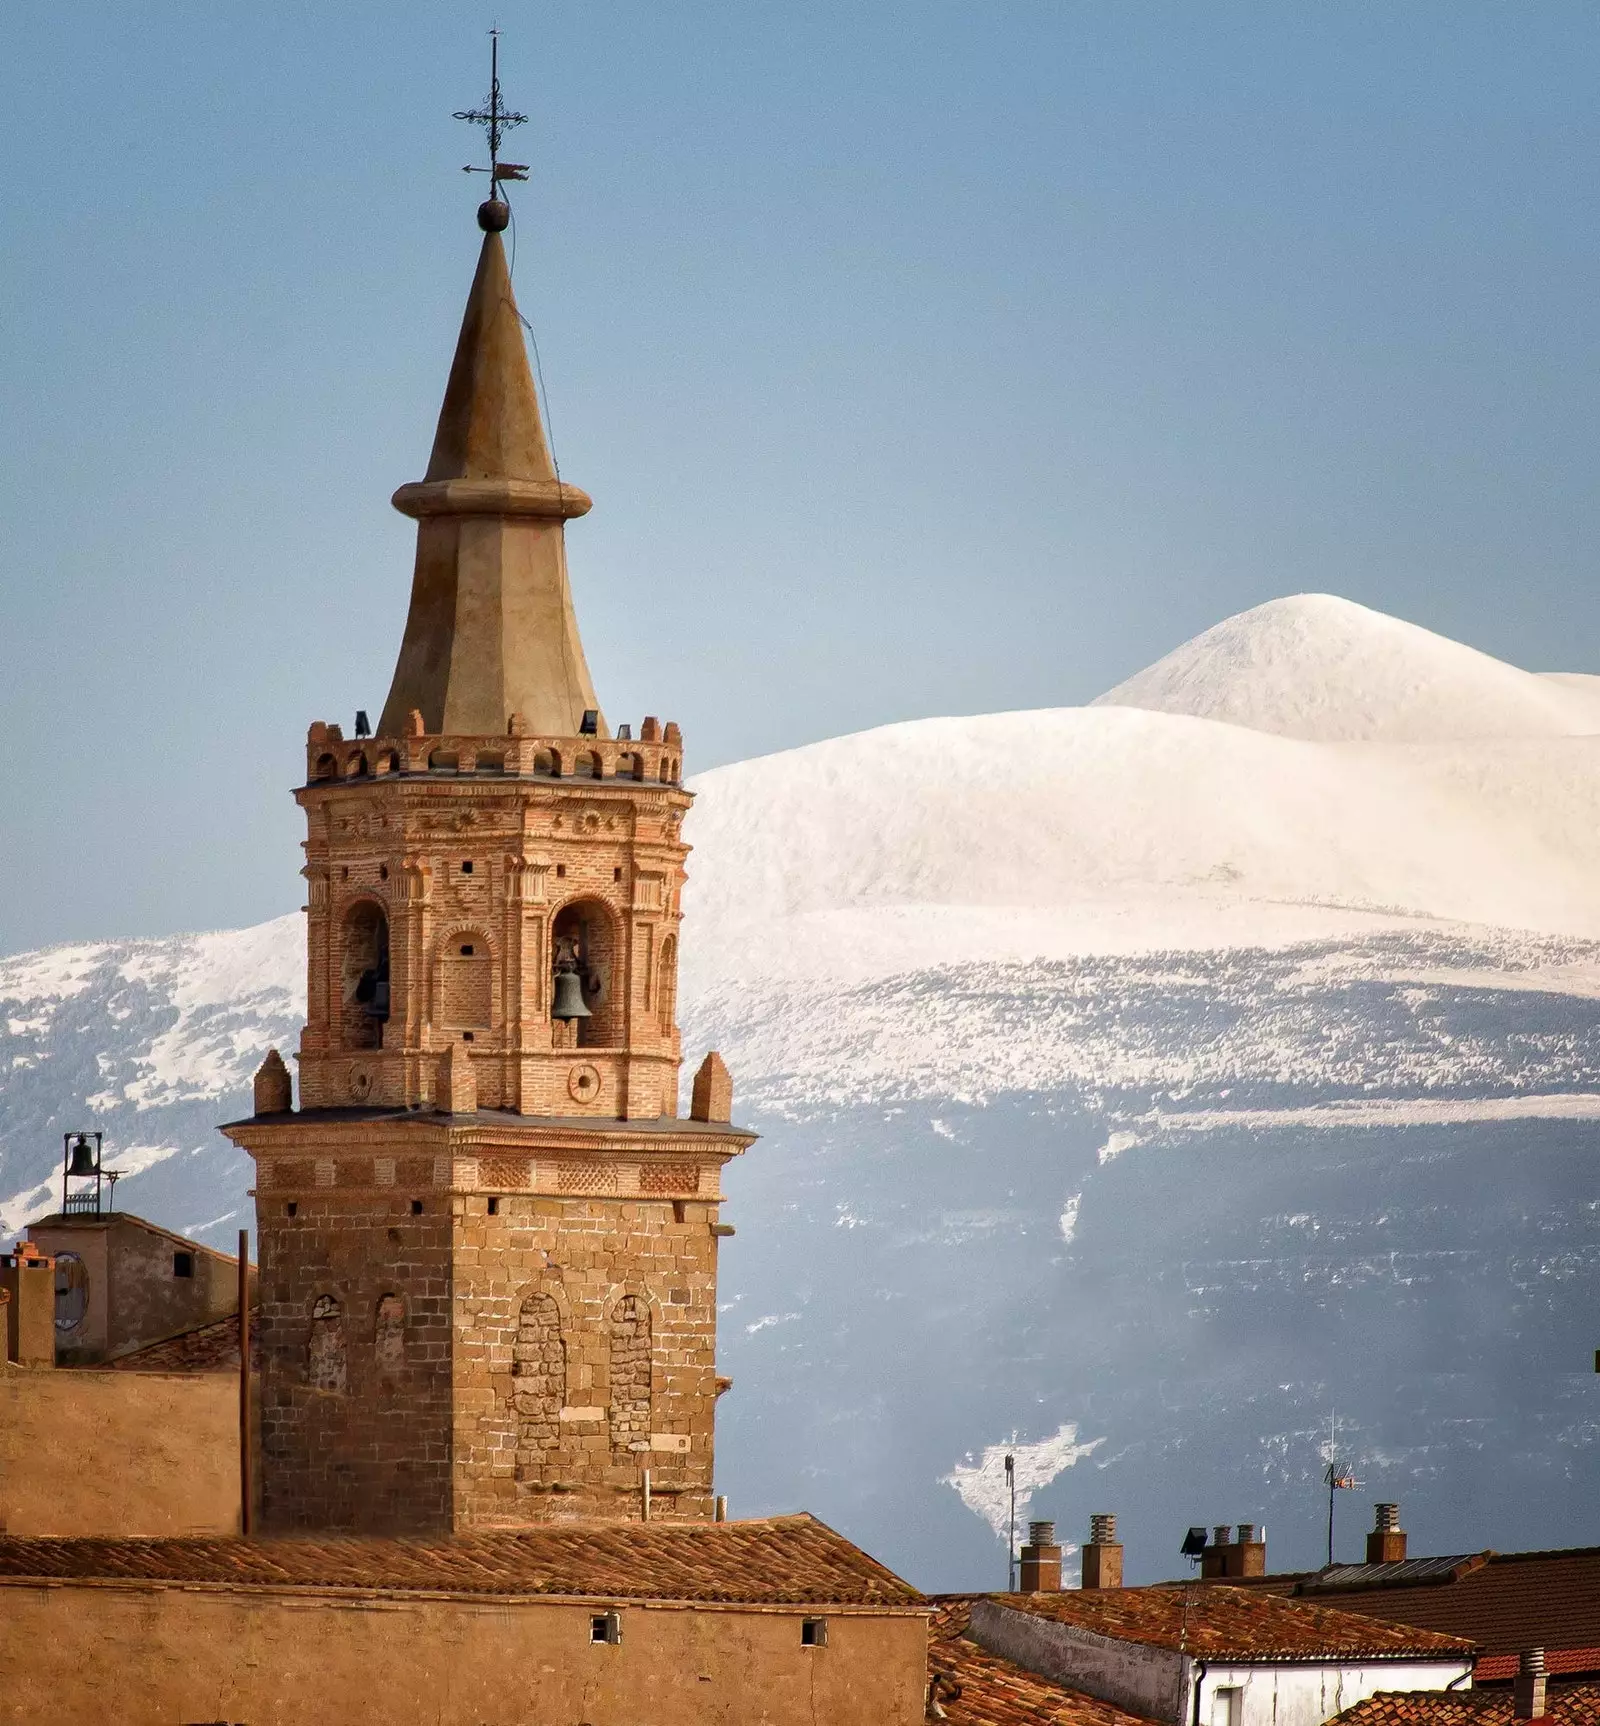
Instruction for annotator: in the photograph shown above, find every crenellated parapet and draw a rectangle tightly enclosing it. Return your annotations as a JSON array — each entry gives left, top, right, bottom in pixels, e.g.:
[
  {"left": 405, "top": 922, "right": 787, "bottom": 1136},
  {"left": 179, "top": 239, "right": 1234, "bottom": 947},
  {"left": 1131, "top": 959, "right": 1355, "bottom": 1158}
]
[{"left": 305, "top": 716, "right": 684, "bottom": 789}]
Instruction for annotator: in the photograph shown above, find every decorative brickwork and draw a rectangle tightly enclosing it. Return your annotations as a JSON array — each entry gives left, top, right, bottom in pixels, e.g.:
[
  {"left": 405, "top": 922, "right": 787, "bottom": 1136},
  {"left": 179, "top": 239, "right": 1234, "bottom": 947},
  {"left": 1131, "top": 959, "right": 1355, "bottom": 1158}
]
[
  {"left": 479, "top": 1154, "right": 532, "bottom": 1191},
  {"left": 639, "top": 1162, "right": 699, "bottom": 1195},
  {"left": 558, "top": 1160, "right": 618, "bottom": 1194}
]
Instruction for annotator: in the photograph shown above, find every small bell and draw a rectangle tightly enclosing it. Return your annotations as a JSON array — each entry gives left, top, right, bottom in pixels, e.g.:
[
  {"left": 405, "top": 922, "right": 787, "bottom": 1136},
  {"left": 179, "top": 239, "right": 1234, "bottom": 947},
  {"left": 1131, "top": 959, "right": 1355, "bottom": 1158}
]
[
  {"left": 551, "top": 967, "right": 592, "bottom": 1021},
  {"left": 67, "top": 1134, "right": 97, "bottom": 1177}
]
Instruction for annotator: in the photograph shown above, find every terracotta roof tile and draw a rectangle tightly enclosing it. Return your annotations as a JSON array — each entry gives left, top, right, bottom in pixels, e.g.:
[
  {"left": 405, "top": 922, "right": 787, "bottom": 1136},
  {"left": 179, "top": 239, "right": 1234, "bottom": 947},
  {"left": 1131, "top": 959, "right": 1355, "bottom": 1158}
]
[
  {"left": 0, "top": 1515, "right": 921, "bottom": 1608},
  {"left": 107, "top": 1308, "right": 258, "bottom": 1374},
  {"left": 1000, "top": 1586, "right": 1475, "bottom": 1661},
  {"left": 927, "top": 1598, "right": 1162, "bottom": 1726},
  {"left": 1476, "top": 1652, "right": 1600, "bottom": 1684},
  {"left": 1295, "top": 1550, "right": 1600, "bottom": 1659},
  {"left": 1332, "top": 1683, "right": 1600, "bottom": 1726}
]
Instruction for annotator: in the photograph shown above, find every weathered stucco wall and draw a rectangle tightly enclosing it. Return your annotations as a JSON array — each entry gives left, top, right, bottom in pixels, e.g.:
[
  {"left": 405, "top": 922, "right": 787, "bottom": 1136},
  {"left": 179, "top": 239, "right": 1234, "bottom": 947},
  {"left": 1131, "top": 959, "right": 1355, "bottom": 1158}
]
[
  {"left": 972, "top": 1599, "right": 1186, "bottom": 1720},
  {"left": 0, "top": 1585, "right": 927, "bottom": 1726},
  {"left": 30, "top": 1214, "right": 245, "bottom": 1364},
  {"left": 0, "top": 1365, "right": 240, "bottom": 1536}
]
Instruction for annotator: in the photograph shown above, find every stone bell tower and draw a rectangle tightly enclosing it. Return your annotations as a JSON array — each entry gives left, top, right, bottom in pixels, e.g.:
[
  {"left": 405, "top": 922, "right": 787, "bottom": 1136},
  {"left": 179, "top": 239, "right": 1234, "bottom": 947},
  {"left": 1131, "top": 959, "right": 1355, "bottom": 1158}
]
[{"left": 223, "top": 196, "right": 753, "bottom": 1535}]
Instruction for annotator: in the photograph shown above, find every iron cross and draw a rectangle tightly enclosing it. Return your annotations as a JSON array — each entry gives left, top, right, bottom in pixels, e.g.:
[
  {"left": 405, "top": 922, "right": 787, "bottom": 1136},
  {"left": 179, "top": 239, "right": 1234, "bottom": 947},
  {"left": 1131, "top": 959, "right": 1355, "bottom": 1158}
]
[{"left": 455, "top": 30, "right": 529, "bottom": 189}]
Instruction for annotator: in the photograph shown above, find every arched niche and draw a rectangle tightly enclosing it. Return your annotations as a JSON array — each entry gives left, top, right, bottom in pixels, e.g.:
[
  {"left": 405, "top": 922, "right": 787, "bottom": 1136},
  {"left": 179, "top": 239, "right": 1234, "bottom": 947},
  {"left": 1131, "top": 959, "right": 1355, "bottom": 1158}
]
[
  {"left": 656, "top": 934, "right": 678, "bottom": 1038},
  {"left": 341, "top": 899, "right": 390, "bottom": 1050},
  {"left": 608, "top": 1292, "right": 652, "bottom": 1454},
  {"left": 513, "top": 1290, "right": 566, "bottom": 1488},
  {"left": 550, "top": 898, "right": 622, "bottom": 1048}
]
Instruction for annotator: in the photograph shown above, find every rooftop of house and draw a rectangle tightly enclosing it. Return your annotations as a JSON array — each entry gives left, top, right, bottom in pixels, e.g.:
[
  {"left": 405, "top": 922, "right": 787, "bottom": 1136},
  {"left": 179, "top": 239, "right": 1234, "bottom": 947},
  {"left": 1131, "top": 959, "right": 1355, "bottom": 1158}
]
[
  {"left": 0, "top": 1515, "right": 922, "bottom": 1609},
  {"left": 1330, "top": 1683, "right": 1600, "bottom": 1726},
  {"left": 106, "top": 1308, "right": 258, "bottom": 1374},
  {"left": 27, "top": 1211, "right": 242, "bottom": 1263},
  {"left": 928, "top": 1597, "right": 1162, "bottom": 1726},
  {"left": 1475, "top": 1652, "right": 1600, "bottom": 1685},
  {"left": 1222, "top": 1546, "right": 1600, "bottom": 1662},
  {"left": 995, "top": 1585, "right": 1476, "bottom": 1662}
]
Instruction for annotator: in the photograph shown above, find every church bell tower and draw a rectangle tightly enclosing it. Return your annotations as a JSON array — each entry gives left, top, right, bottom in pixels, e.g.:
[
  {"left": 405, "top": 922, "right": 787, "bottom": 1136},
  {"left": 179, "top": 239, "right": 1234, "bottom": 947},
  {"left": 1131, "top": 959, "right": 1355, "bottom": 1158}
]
[{"left": 223, "top": 175, "right": 753, "bottom": 1533}]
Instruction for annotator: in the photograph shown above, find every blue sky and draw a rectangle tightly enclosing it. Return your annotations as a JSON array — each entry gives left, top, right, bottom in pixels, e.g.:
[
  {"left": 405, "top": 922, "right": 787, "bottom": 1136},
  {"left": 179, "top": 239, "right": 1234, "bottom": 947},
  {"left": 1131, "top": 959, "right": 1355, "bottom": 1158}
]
[{"left": 2, "top": 2, "right": 1598, "bottom": 951}]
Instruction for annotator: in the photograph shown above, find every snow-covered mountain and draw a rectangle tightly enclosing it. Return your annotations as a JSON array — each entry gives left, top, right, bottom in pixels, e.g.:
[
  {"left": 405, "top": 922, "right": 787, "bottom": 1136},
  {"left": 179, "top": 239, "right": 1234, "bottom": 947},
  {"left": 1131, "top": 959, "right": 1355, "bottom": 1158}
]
[{"left": 6, "top": 592, "right": 1600, "bottom": 1591}]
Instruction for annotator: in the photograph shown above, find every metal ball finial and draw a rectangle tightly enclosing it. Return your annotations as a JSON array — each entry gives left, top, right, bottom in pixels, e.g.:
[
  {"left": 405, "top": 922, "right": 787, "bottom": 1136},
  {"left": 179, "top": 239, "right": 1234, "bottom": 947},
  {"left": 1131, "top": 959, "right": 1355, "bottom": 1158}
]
[{"left": 478, "top": 199, "right": 511, "bottom": 233}]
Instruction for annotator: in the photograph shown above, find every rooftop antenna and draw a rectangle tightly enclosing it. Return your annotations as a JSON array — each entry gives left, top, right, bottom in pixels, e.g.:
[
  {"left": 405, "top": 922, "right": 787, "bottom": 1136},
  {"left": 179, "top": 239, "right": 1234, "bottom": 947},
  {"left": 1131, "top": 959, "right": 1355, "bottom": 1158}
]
[
  {"left": 1004, "top": 1453, "right": 1016, "bottom": 1591},
  {"left": 1322, "top": 1411, "right": 1362, "bottom": 1566},
  {"left": 455, "top": 28, "right": 530, "bottom": 207}
]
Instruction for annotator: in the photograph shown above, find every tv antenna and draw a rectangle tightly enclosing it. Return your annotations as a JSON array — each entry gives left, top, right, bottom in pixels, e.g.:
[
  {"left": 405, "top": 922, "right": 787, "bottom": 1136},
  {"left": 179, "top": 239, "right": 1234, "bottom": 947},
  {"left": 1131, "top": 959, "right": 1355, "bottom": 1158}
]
[
  {"left": 1322, "top": 1412, "right": 1363, "bottom": 1566},
  {"left": 1004, "top": 1453, "right": 1016, "bottom": 1591},
  {"left": 455, "top": 29, "right": 530, "bottom": 195}
]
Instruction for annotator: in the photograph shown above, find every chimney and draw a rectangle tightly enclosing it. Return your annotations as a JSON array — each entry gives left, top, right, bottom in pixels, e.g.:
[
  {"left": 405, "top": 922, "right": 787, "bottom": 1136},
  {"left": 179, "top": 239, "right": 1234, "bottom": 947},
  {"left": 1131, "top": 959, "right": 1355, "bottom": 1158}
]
[
  {"left": 1234, "top": 1522, "right": 1266, "bottom": 1577},
  {"left": 1367, "top": 1502, "right": 1407, "bottom": 1564},
  {"left": 1, "top": 1244, "right": 57, "bottom": 1368},
  {"left": 1019, "top": 1521, "right": 1063, "bottom": 1593},
  {"left": 1200, "top": 1525, "right": 1233, "bottom": 1580},
  {"left": 1081, "top": 1512, "right": 1123, "bottom": 1589},
  {"left": 1513, "top": 1649, "right": 1547, "bottom": 1720}
]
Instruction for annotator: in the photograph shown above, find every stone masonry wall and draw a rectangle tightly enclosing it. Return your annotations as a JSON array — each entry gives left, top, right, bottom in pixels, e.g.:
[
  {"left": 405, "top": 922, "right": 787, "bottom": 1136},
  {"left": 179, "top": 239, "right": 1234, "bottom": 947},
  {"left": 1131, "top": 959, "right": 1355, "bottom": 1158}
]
[
  {"left": 452, "top": 1193, "right": 720, "bottom": 1525},
  {"left": 256, "top": 1191, "right": 453, "bottom": 1533}
]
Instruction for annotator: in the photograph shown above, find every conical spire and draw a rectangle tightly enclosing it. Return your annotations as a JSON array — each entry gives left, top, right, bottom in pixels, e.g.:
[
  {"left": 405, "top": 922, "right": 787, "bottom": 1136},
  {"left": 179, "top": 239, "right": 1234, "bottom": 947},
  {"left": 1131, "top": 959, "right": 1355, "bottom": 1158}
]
[
  {"left": 377, "top": 212, "right": 603, "bottom": 740},
  {"left": 423, "top": 225, "right": 555, "bottom": 484}
]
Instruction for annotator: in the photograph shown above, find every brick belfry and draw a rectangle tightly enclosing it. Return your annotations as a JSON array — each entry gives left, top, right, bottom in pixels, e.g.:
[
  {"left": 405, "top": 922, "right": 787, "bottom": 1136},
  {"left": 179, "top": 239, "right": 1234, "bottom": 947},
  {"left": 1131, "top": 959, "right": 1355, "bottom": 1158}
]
[{"left": 223, "top": 193, "right": 754, "bottom": 1534}]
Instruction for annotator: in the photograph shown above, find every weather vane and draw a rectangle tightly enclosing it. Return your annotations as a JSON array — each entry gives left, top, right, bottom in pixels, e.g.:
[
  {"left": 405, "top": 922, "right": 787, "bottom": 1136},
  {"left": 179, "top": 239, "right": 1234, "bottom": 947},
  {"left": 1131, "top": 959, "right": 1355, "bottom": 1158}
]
[{"left": 455, "top": 29, "right": 530, "bottom": 200}]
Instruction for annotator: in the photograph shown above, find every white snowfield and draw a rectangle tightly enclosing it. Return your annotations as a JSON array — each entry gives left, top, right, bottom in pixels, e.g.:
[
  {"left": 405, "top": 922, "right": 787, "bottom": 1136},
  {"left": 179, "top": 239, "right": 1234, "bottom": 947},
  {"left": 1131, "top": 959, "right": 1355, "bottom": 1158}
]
[
  {"left": 684, "top": 594, "right": 1600, "bottom": 987},
  {"left": 1092, "top": 592, "right": 1600, "bottom": 743}
]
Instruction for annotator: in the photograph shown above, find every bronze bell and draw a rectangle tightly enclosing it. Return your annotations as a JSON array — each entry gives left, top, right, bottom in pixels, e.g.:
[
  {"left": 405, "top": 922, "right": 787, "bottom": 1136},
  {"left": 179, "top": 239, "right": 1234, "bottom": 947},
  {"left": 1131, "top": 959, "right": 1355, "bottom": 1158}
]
[
  {"left": 67, "top": 1135, "right": 97, "bottom": 1177},
  {"left": 551, "top": 968, "right": 592, "bottom": 1021}
]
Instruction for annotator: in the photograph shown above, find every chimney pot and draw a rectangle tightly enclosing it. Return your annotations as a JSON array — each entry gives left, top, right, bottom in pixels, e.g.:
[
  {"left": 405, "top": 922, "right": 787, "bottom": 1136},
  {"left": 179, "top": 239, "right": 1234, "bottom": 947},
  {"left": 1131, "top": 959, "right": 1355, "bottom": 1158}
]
[
  {"left": 1366, "top": 1501, "right": 1407, "bottom": 1564},
  {"left": 1082, "top": 1512, "right": 1123, "bottom": 1590},
  {"left": 1213, "top": 1525, "right": 1233, "bottom": 1547},
  {"left": 1019, "top": 1521, "right": 1063, "bottom": 1594},
  {"left": 1514, "top": 1649, "right": 1547, "bottom": 1720}
]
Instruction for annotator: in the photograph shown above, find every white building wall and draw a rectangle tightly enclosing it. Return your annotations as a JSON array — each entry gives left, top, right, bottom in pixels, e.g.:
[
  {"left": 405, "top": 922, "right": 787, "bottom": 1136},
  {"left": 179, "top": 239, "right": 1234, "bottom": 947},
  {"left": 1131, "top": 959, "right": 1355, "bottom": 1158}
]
[
  {"left": 969, "top": 1604, "right": 1471, "bottom": 1726},
  {"left": 1191, "top": 1659, "right": 1471, "bottom": 1726}
]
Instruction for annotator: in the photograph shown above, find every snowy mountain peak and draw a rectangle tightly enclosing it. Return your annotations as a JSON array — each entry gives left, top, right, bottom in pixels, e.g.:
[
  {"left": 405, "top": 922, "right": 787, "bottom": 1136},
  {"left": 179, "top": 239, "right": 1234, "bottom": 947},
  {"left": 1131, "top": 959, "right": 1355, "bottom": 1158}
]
[{"left": 1092, "top": 593, "right": 1600, "bottom": 743}]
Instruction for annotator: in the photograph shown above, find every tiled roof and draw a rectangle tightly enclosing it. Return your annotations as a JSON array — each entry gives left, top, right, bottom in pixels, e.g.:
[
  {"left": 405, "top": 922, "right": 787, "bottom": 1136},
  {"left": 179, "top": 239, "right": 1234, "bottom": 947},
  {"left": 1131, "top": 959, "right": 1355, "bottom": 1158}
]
[
  {"left": 1331, "top": 1683, "right": 1600, "bottom": 1726},
  {"left": 927, "top": 1598, "right": 1161, "bottom": 1726},
  {"left": 1000, "top": 1586, "right": 1475, "bottom": 1661},
  {"left": 107, "top": 1309, "right": 258, "bottom": 1374},
  {"left": 1295, "top": 1549, "right": 1600, "bottom": 1659},
  {"left": 1476, "top": 1651, "right": 1600, "bottom": 1684},
  {"left": 0, "top": 1515, "right": 921, "bottom": 1608}
]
